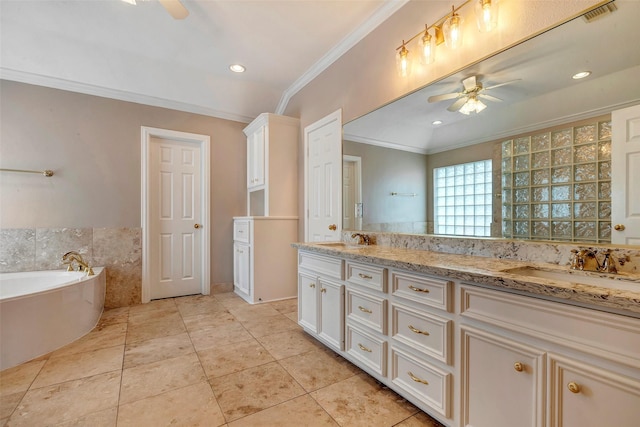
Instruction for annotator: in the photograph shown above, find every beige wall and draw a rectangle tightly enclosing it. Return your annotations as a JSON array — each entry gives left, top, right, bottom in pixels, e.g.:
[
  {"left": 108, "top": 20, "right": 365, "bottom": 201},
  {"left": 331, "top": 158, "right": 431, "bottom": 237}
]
[{"left": 0, "top": 80, "right": 247, "bottom": 285}]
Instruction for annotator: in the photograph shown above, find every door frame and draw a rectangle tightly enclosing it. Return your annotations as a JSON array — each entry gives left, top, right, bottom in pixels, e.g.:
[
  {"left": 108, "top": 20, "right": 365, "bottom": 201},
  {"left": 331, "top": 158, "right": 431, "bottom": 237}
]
[
  {"left": 141, "top": 126, "right": 211, "bottom": 303},
  {"left": 342, "top": 155, "right": 362, "bottom": 230},
  {"left": 304, "top": 109, "right": 343, "bottom": 241}
]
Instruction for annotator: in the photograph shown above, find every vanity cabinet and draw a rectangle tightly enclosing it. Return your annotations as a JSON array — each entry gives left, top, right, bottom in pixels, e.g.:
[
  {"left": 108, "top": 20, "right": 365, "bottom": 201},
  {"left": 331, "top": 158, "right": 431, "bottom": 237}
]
[
  {"left": 243, "top": 113, "right": 299, "bottom": 217},
  {"left": 232, "top": 217, "right": 298, "bottom": 304}
]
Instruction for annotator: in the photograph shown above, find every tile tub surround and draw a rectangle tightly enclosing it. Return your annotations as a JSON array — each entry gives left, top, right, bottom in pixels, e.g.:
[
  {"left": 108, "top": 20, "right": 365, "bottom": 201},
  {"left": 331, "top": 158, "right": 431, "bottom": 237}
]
[
  {"left": 295, "top": 241, "right": 640, "bottom": 317},
  {"left": 0, "top": 293, "right": 444, "bottom": 427},
  {"left": 0, "top": 227, "right": 141, "bottom": 308}
]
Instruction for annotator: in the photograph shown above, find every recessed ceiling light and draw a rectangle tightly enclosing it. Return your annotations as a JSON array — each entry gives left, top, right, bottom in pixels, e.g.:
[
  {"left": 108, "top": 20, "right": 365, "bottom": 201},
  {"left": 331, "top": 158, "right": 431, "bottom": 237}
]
[
  {"left": 572, "top": 71, "right": 591, "bottom": 80},
  {"left": 432, "top": 120, "right": 443, "bottom": 125},
  {"left": 229, "top": 64, "right": 246, "bottom": 73}
]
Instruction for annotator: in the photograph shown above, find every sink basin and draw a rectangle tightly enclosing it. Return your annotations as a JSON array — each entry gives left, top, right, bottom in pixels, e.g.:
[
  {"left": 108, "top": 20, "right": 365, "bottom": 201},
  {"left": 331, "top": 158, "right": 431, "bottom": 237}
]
[
  {"left": 503, "top": 266, "right": 640, "bottom": 292},
  {"left": 315, "top": 242, "right": 364, "bottom": 249}
]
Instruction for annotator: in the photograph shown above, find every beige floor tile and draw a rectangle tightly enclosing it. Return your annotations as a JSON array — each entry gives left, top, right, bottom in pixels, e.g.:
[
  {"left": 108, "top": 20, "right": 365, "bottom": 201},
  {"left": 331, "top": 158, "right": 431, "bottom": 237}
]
[
  {"left": 228, "top": 394, "right": 338, "bottom": 427},
  {"left": 210, "top": 362, "right": 305, "bottom": 422},
  {"left": 125, "top": 313, "right": 186, "bottom": 344},
  {"left": 198, "top": 338, "right": 274, "bottom": 379},
  {"left": 175, "top": 294, "right": 228, "bottom": 317},
  {"left": 52, "top": 322, "right": 127, "bottom": 358},
  {"left": 256, "top": 328, "right": 322, "bottom": 360},
  {"left": 310, "top": 374, "right": 418, "bottom": 427},
  {"left": 117, "top": 381, "right": 225, "bottom": 427},
  {"left": 182, "top": 311, "right": 236, "bottom": 332},
  {"left": 5, "top": 371, "right": 120, "bottom": 427},
  {"left": 1, "top": 391, "right": 24, "bottom": 420},
  {"left": 119, "top": 353, "right": 206, "bottom": 405},
  {"left": 227, "top": 304, "right": 282, "bottom": 322},
  {"left": 394, "top": 411, "right": 446, "bottom": 427},
  {"left": 285, "top": 311, "right": 298, "bottom": 322},
  {"left": 123, "top": 332, "right": 194, "bottom": 369},
  {"left": 0, "top": 359, "right": 46, "bottom": 397},
  {"left": 55, "top": 407, "right": 118, "bottom": 427},
  {"left": 31, "top": 345, "right": 124, "bottom": 389},
  {"left": 128, "top": 298, "right": 176, "bottom": 315},
  {"left": 188, "top": 321, "right": 253, "bottom": 352},
  {"left": 127, "top": 306, "right": 181, "bottom": 327},
  {"left": 241, "top": 314, "right": 300, "bottom": 338},
  {"left": 279, "top": 348, "right": 361, "bottom": 392},
  {"left": 267, "top": 298, "right": 298, "bottom": 315},
  {"left": 97, "top": 307, "right": 129, "bottom": 327}
]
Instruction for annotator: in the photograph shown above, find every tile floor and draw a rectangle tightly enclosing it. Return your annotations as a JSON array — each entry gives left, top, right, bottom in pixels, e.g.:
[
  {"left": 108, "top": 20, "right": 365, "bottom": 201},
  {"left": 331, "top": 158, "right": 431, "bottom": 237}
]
[{"left": 0, "top": 292, "right": 445, "bottom": 426}]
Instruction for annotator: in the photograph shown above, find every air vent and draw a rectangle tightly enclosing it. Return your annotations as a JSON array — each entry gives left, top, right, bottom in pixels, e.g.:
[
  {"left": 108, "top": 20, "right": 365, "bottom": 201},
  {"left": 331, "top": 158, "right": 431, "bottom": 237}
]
[{"left": 582, "top": 1, "right": 617, "bottom": 23}]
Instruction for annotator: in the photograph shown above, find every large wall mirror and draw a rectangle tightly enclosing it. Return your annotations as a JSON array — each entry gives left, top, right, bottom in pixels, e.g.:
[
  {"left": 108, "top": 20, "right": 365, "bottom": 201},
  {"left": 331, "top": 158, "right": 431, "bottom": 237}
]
[{"left": 342, "top": 0, "right": 640, "bottom": 246}]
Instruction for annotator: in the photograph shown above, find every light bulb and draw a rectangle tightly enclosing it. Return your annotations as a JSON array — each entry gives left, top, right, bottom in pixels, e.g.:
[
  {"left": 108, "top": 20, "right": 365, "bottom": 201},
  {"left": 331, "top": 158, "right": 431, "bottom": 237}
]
[
  {"left": 443, "top": 7, "right": 464, "bottom": 49},
  {"left": 475, "top": 0, "right": 499, "bottom": 32},
  {"left": 396, "top": 42, "right": 411, "bottom": 78},
  {"left": 419, "top": 27, "right": 435, "bottom": 65}
]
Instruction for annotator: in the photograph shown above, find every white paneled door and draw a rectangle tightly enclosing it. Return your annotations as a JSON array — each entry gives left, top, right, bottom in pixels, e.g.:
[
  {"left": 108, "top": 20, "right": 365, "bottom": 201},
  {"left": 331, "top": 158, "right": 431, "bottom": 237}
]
[
  {"left": 142, "top": 127, "right": 210, "bottom": 302},
  {"left": 305, "top": 110, "right": 342, "bottom": 241}
]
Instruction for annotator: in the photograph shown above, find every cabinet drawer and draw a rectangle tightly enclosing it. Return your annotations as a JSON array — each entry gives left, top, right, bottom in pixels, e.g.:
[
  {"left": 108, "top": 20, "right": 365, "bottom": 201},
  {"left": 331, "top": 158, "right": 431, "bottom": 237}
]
[
  {"left": 298, "top": 252, "right": 343, "bottom": 280},
  {"left": 346, "top": 324, "right": 387, "bottom": 376},
  {"left": 391, "top": 304, "right": 451, "bottom": 364},
  {"left": 346, "top": 289, "right": 387, "bottom": 334},
  {"left": 391, "top": 270, "right": 452, "bottom": 312},
  {"left": 233, "top": 220, "right": 251, "bottom": 243},
  {"left": 391, "top": 348, "right": 451, "bottom": 418},
  {"left": 346, "top": 261, "right": 387, "bottom": 292}
]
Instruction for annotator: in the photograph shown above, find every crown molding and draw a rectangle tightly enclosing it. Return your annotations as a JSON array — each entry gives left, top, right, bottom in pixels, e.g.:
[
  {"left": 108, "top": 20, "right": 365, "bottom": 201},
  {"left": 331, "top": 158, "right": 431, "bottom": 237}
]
[
  {"left": 275, "top": 0, "right": 410, "bottom": 115},
  {"left": 343, "top": 133, "right": 428, "bottom": 155},
  {"left": 0, "top": 68, "right": 254, "bottom": 124}
]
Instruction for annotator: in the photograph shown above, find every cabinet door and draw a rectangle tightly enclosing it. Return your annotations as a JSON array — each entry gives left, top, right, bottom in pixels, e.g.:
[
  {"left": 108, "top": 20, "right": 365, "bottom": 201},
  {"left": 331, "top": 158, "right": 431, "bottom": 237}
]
[
  {"left": 549, "top": 354, "right": 640, "bottom": 427},
  {"left": 461, "top": 327, "right": 545, "bottom": 427},
  {"left": 233, "top": 242, "right": 251, "bottom": 296},
  {"left": 318, "top": 278, "right": 344, "bottom": 351},
  {"left": 247, "top": 126, "right": 265, "bottom": 188},
  {"left": 298, "top": 272, "right": 318, "bottom": 332}
]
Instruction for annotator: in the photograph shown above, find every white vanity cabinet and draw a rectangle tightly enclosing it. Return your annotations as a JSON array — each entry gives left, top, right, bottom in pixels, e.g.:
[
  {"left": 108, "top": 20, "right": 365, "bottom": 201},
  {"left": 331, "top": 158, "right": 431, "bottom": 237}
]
[
  {"left": 232, "top": 217, "right": 298, "bottom": 304},
  {"left": 297, "top": 251, "right": 345, "bottom": 351}
]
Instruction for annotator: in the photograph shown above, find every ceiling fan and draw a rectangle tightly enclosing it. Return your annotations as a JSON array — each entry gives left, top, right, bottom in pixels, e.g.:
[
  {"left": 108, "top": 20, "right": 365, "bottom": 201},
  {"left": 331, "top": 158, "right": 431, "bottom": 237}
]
[
  {"left": 122, "top": 0, "right": 189, "bottom": 20},
  {"left": 428, "top": 75, "right": 519, "bottom": 115}
]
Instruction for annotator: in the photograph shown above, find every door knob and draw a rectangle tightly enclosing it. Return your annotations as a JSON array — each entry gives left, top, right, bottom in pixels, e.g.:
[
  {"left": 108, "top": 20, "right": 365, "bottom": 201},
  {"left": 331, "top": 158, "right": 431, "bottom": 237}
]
[
  {"left": 194, "top": 224, "right": 202, "bottom": 229},
  {"left": 328, "top": 224, "right": 337, "bottom": 231},
  {"left": 614, "top": 224, "right": 625, "bottom": 231}
]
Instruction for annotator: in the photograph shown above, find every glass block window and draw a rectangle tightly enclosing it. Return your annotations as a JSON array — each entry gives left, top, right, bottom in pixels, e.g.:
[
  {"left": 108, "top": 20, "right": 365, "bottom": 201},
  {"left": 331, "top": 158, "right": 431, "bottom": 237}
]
[
  {"left": 434, "top": 160, "right": 492, "bottom": 237},
  {"left": 501, "top": 119, "right": 611, "bottom": 243}
]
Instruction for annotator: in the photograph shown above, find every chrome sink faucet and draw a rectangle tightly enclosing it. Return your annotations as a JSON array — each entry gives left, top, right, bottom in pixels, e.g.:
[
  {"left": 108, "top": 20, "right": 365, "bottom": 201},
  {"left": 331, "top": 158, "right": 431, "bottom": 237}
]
[
  {"left": 351, "top": 233, "right": 372, "bottom": 245},
  {"left": 62, "top": 251, "right": 95, "bottom": 276}
]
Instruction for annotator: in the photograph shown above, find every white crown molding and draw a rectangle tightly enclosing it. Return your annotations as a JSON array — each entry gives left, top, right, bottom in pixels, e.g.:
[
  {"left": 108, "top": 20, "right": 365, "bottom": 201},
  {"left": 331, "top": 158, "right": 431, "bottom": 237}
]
[
  {"left": 275, "top": 0, "right": 410, "bottom": 115},
  {"left": 343, "top": 133, "right": 428, "bottom": 155},
  {"left": 0, "top": 68, "right": 254, "bottom": 124}
]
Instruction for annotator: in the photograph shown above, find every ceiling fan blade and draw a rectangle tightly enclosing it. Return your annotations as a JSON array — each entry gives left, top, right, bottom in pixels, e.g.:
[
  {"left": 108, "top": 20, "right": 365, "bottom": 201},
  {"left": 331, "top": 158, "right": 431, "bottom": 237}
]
[
  {"left": 484, "top": 79, "right": 521, "bottom": 90},
  {"left": 428, "top": 92, "right": 461, "bottom": 103},
  {"left": 447, "top": 97, "right": 468, "bottom": 112},
  {"left": 478, "top": 93, "right": 502, "bottom": 102},
  {"left": 462, "top": 76, "right": 477, "bottom": 92},
  {"left": 158, "top": 0, "right": 189, "bottom": 19}
]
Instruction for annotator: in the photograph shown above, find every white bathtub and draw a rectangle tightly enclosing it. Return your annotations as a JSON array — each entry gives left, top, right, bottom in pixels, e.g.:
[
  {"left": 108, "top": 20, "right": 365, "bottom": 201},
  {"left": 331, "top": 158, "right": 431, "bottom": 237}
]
[{"left": 0, "top": 268, "right": 106, "bottom": 371}]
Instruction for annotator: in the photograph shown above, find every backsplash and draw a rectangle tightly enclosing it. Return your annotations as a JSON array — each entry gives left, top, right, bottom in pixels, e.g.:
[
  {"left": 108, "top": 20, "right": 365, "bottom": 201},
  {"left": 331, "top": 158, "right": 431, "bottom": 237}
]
[
  {"left": 0, "top": 227, "right": 141, "bottom": 308},
  {"left": 342, "top": 231, "right": 640, "bottom": 274}
]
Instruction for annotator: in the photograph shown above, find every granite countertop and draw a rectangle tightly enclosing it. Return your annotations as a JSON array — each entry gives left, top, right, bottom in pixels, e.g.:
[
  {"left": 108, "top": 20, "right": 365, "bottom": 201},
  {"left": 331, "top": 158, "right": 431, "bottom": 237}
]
[{"left": 292, "top": 242, "right": 640, "bottom": 317}]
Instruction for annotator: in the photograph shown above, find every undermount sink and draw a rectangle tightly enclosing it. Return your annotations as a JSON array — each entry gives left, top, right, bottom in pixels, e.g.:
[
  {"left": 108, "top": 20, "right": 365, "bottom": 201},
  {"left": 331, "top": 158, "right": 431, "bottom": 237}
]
[
  {"left": 316, "top": 242, "right": 364, "bottom": 249},
  {"left": 503, "top": 266, "right": 640, "bottom": 292}
]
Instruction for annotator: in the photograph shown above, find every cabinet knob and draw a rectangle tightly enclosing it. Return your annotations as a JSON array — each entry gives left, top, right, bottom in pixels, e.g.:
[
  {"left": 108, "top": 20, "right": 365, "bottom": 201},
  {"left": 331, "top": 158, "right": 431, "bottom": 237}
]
[
  {"left": 614, "top": 224, "right": 626, "bottom": 231},
  {"left": 567, "top": 382, "right": 581, "bottom": 394},
  {"left": 514, "top": 362, "right": 524, "bottom": 372},
  {"left": 309, "top": 283, "right": 315, "bottom": 288},
  {"left": 320, "top": 288, "right": 327, "bottom": 293},
  {"left": 328, "top": 224, "right": 337, "bottom": 231},
  {"left": 194, "top": 223, "right": 202, "bottom": 229}
]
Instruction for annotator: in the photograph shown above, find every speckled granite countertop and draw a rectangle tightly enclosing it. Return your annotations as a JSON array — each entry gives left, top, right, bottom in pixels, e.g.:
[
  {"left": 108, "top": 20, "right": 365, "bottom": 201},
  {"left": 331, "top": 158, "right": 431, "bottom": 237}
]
[{"left": 292, "top": 242, "right": 640, "bottom": 317}]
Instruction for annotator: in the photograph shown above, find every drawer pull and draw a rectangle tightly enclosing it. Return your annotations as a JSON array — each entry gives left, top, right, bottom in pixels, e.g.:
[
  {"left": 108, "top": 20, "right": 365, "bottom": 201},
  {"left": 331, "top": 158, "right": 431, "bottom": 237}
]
[
  {"left": 309, "top": 283, "right": 316, "bottom": 288},
  {"left": 408, "top": 371, "right": 429, "bottom": 385},
  {"left": 408, "top": 285, "right": 429, "bottom": 293},
  {"left": 408, "top": 325, "right": 430, "bottom": 336},
  {"left": 514, "top": 362, "right": 524, "bottom": 372},
  {"left": 567, "top": 382, "right": 581, "bottom": 394},
  {"left": 358, "top": 306, "right": 372, "bottom": 314},
  {"left": 358, "top": 343, "right": 372, "bottom": 353},
  {"left": 358, "top": 273, "right": 373, "bottom": 280}
]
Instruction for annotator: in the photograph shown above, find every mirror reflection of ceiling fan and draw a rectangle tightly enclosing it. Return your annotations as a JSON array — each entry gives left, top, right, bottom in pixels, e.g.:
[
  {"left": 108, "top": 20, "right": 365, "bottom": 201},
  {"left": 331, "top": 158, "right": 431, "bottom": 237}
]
[
  {"left": 121, "top": 0, "right": 189, "bottom": 20},
  {"left": 428, "top": 75, "right": 520, "bottom": 115}
]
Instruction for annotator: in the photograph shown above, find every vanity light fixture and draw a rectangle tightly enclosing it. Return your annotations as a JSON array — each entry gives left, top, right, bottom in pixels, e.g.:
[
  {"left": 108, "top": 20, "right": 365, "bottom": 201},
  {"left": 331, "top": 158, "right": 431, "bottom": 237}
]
[
  {"left": 396, "top": 41, "right": 411, "bottom": 77},
  {"left": 475, "top": 0, "right": 499, "bottom": 33},
  {"left": 229, "top": 64, "right": 246, "bottom": 73},
  {"left": 572, "top": 71, "right": 591, "bottom": 79},
  {"left": 419, "top": 26, "right": 436, "bottom": 64},
  {"left": 442, "top": 5, "right": 464, "bottom": 49}
]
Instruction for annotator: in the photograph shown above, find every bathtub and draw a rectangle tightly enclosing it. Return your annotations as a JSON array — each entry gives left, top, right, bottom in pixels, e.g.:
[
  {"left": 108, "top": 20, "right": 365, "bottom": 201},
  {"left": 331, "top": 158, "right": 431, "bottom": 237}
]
[{"left": 0, "top": 268, "right": 105, "bottom": 371}]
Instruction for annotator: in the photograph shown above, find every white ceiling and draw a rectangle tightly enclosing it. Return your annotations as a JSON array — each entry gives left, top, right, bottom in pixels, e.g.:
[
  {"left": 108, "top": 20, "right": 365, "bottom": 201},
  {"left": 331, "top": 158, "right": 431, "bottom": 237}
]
[
  {"left": 343, "top": 0, "right": 640, "bottom": 154},
  {"left": 0, "top": 0, "right": 404, "bottom": 123}
]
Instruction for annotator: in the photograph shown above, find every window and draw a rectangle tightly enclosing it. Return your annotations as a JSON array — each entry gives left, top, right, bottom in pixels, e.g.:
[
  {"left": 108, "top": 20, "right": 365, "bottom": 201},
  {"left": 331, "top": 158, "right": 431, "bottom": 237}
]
[{"left": 434, "top": 160, "right": 493, "bottom": 237}]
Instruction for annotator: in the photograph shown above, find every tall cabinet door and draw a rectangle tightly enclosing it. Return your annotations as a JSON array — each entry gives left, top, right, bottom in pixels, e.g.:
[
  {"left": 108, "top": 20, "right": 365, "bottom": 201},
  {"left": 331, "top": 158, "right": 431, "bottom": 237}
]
[
  {"left": 298, "top": 272, "right": 318, "bottom": 332},
  {"left": 233, "top": 242, "right": 250, "bottom": 296},
  {"left": 318, "top": 278, "right": 344, "bottom": 351},
  {"left": 461, "top": 327, "right": 546, "bottom": 427},
  {"left": 247, "top": 125, "right": 265, "bottom": 188}
]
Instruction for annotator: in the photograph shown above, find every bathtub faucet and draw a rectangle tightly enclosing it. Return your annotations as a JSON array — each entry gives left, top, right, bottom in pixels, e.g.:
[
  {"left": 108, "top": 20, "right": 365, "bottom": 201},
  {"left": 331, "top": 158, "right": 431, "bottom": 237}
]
[{"left": 62, "top": 251, "right": 95, "bottom": 276}]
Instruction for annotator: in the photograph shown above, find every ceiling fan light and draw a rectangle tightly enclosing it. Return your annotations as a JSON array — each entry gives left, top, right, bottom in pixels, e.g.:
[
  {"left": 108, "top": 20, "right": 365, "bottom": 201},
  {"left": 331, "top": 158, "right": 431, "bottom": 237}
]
[
  {"left": 396, "top": 42, "right": 412, "bottom": 78},
  {"left": 443, "top": 6, "right": 464, "bottom": 49},
  {"left": 419, "top": 27, "right": 435, "bottom": 65},
  {"left": 229, "top": 64, "right": 246, "bottom": 73},
  {"left": 459, "top": 96, "right": 486, "bottom": 115},
  {"left": 475, "top": 0, "right": 499, "bottom": 32},
  {"left": 572, "top": 71, "right": 591, "bottom": 79},
  {"left": 121, "top": 0, "right": 137, "bottom": 5}
]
